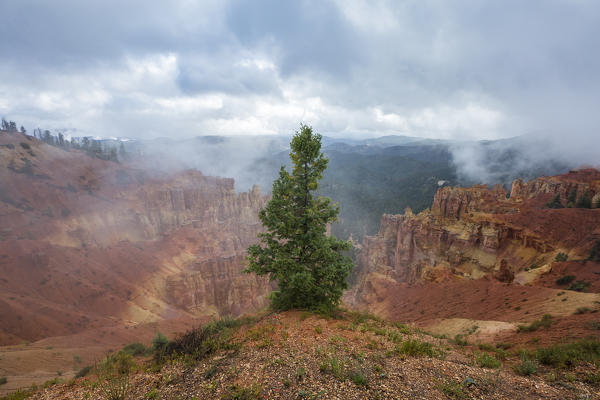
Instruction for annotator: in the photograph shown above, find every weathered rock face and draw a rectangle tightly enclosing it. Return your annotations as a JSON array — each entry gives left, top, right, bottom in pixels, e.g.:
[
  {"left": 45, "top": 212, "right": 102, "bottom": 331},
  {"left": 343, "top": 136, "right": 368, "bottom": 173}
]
[
  {"left": 349, "top": 169, "right": 600, "bottom": 308},
  {"left": 510, "top": 169, "right": 600, "bottom": 204},
  {"left": 0, "top": 131, "right": 273, "bottom": 344}
]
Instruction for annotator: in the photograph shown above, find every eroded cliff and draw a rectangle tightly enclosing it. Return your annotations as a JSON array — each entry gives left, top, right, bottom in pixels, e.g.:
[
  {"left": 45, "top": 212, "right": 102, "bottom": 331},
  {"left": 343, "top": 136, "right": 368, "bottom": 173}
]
[
  {"left": 348, "top": 169, "right": 600, "bottom": 329},
  {"left": 0, "top": 131, "right": 272, "bottom": 344}
]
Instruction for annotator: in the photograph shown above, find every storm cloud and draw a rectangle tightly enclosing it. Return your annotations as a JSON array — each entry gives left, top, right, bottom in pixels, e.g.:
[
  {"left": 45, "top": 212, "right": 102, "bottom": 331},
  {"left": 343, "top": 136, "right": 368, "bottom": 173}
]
[{"left": 0, "top": 0, "right": 599, "bottom": 162}]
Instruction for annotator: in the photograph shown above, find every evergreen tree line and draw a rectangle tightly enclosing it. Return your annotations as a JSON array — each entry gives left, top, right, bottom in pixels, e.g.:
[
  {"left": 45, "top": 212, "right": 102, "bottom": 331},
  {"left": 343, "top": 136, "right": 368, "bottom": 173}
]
[
  {"left": 1, "top": 117, "right": 130, "bottom": 163},
  {"left": 546, "top": 188, "right": 598, "bottom": 209}
]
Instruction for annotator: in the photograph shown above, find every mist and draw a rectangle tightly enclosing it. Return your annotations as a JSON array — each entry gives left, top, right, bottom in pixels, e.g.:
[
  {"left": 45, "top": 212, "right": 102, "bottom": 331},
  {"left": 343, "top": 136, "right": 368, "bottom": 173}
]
[{"left": 450, "top": 130, "right": 600, "bottom": 187}]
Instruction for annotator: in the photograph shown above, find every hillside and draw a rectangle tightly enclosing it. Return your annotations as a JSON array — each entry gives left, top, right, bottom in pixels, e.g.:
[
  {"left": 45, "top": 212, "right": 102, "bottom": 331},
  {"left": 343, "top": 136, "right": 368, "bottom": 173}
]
[
  {"left": 0, "top": 130, "right": 272, "bottom": 393},
  {"left": 13, "top": 310, "right": 600, "bottom": 399}
]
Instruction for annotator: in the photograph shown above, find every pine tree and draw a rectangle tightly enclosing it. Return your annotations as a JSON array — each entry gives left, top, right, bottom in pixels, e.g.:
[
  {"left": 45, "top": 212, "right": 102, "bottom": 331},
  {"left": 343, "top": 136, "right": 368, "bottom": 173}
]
[
  {"left": 245, "top": 124, "right": 353, "bottom": 312},
  {"left": 546, "top": 194, "right": 563, "bottom": 209}
]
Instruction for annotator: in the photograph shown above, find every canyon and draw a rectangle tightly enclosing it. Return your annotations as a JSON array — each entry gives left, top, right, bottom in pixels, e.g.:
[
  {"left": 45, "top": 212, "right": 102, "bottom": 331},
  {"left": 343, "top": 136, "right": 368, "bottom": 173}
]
[
  {"left": 3, "top": 128, "right": 600, "bottom": 396},
  {"left": 0, "top": 130, "right": 273, "bottom": 393},
  {"left": 348, "top": 168, "right": 600, "bottom": 344}
]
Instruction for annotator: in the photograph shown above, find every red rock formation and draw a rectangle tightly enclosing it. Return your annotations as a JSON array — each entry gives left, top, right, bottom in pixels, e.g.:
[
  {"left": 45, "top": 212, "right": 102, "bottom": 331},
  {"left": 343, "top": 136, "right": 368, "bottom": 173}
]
[
  {"left": 349, "top": 169, "right": 600, "bottom": 310},
  {"left": 0, "top": 131, "right": 272, "bottom": 344}
]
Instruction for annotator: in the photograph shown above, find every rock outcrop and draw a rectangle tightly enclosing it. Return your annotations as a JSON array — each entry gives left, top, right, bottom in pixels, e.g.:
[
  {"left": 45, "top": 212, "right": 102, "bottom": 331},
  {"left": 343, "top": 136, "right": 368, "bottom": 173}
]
[{"left": 349, "top": 169, "right": 600, "bottom": 310}]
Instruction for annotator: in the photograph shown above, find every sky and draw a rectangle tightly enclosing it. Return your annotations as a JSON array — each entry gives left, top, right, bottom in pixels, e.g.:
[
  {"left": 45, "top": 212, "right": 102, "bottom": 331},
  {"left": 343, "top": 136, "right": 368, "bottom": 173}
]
[{"left": 0, "top": 0, "right": 599, "bottom": 141}]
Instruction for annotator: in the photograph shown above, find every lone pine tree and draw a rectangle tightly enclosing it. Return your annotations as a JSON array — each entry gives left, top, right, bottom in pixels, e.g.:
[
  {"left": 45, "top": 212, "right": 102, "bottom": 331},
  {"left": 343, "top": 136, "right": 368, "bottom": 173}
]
[{"left": 245, "top": 124, "right": 353, "bottom": 312}]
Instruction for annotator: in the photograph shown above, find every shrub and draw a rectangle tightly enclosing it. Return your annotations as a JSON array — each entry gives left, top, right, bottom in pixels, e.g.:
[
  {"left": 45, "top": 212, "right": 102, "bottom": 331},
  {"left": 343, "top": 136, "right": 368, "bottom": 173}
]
[
  {"left": 348, "top": 369, "right": 368, "bottom": 387},
  {"left": 97, "top": 353, "right": 134, "bottom": 400},
  {"left": 151, "top": 332, "right": 169, "bottom": 353},
  {"left": 517, "top": 314, "right": 553, "bottom": 332},
  {"left": 396, "top": 339, "right": 439, "bottom": 358},
  {"left": 223, "top": 384, "right": 262, "bottom": 400},
  {"left": 535, "top": 338, "right": 600, "bottom": 367},
  {"left": 319, "top": 355, "right": 346, "bottom": 380},
  {"left": 452, "top": 334, "right": 468, "bottom": 346},
  {"left": 160, "top": 317, "right": 249, "bottom": 363},
  {"left": 556, "top": 275, "right": 575, "bottom": 285},
  {"left": 546, "top": 194, "right": 563, "bottom": 209},
  {"left": 0, "top": 376, "right": 6, "bottom": 385},
  {"left": 575, "top": 307, "right": 591, "bottom": 315},
  {"left": 554, "top": 252, "right": 568, "bottom": 262},
  {"left": 589, "top": 241, "right": 600, "bottom": 262},
  {"left": 513, "top": 356, "right": 537, "bottom": 376},
  {"left": 437, "top": 380, "right": 467, "bottom": 399},
  {"left": 568, "top": 280, "right": 590, "bottom": 292},
  {"left": 75, "top": 365, "right": 92, "bottom": 378},
  {"left": 576, "top": 191, "right": 592, "bottom": 208},
  {"left": 475, "top": 352, "right": 501, "bottom": 369},
  {"left": 122, "top": 342, "right": 148, "bottom": 357}
]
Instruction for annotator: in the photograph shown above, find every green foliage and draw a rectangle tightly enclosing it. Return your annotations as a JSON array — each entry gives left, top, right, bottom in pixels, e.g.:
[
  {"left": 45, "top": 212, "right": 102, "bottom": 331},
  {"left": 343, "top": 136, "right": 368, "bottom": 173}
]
[
  {"left": 319, "top": 355, "right": 346, "bottom": 380},
  {"left": 348, "top": 368, "right": 368, "bottom": 387},
  {"left": 0, "top": 377, "right": 6, "bottom": 385},
  {"left": 245, "top": 125, "right": 353, "bottom": 312},
  {"left": 395, "top": 339, "right": 440, "bottom": 358},
  {"left": 567, "top": 188, "right": 578, "bottom": 204},
  {"left": 535, "top": 338, "right": 600, "bottom": 367},
  {"left": 576, "top": 191, "right": 592, "bottom": 208},
  {"left": 223, "top": 384, "right": 262, "bottom": 400},
  {"left": 0, "top": 389, "right": 31, "bottom": 400},
  {"left": 546, "top": 194, "right": 563, "bottom": 209},
  {"left": 554, "top": 252, "right": 568, "bottom": 262},
  {"left": 145, "top": 388, "right": 159, "bottom": 399},
  {"left": 555, "top": 275, "right": 575, "bottom": 285},
  {"left": 151, "top": 333, "right": 169, "bottom": 353},
  {"left": 160, "top": 317, "right": 247, "bottom": 362},
  {"left": 589, "top": 241, "right": 600, "bottom": 262},
  {"left": 517, "top": 314, "right": 553, "bottom": 332},
  {"left": 513, "top": 356, "right": 537, "bottom": 376},
  {"left": 96, "top": 352, "right": 134, "bottom": 400},
  {"left": 567, "top": 280, "right": 590, "bottom": 292},
  {"left": 437, "top": 380, "right": 467, "bottom": 399},
  {"left": 475, "top": 351, "right": 501, "bottom": 369},
  {"left": 452, "top": 334, "right": 468, "bottom": 346},
  {"left": 122, "top": 342, "right": 148, "bottom": 357},
  {"left": 75, "top": 365, "right": 92, "bottom": 378}
]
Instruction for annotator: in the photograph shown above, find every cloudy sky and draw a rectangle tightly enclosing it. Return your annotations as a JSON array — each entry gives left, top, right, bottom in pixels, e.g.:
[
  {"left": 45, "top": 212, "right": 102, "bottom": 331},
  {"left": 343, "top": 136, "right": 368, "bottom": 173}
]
[{"left": 0, "top": 0, "right": 599, "bottom": 140}]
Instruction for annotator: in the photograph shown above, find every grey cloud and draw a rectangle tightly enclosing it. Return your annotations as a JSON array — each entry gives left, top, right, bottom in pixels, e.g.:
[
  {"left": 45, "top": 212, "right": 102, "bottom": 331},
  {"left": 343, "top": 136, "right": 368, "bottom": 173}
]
[{"left": 0, "top": 0, "right": 598, "bottom": 159}]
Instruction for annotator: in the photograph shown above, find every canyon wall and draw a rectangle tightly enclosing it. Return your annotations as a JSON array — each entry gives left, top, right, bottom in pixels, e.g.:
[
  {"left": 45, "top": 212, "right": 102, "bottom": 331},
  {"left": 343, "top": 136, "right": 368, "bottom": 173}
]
[
  {"left": 0, "top": 131, "right": 273, "bottom": 344},
  {"left": 349, "top": 169, "right": 600, "bottom": 309}
]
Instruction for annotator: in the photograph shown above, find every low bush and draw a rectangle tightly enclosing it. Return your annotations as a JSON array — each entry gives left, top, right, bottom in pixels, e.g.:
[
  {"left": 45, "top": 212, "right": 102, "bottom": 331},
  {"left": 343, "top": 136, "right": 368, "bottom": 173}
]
[
  {"left": 158, "top": 317, "right": 251, "bottom": 363},
  {"left": 452, "top": 334, "right": 468, "bottom": 346},
  {"left": 396, "top": 339, "right": 440, "bottom": 358},
  {"left": 122, "top": 342, "right": 148, "bottom": 357},
  {"left": 517, "top": 314, "right": 552, "bottom": 332},
  {"left": 475, "top": 351, "right": 501, "bottom": 369},
  {"left": 535, "top": 338, "right": 600, "bottom": 368},
  {"left": 554, "top": 253, "right": 568, "bottom": 262},
  {"left": 348, "top": 369, "right": 368, "bottom": 387},
  {"left": 555, "top": 275, "right": 575, "bottom": 285},
  {"left": 575, "top": 307, "right": 591, "bottom": 315},
  {"left": 75, "top": 365, "right": 92, "bottom": 378},
  {"left": 513, "top": 356, "right": 537, "bottom": 376},
  {"left": 567, "top": 280, "right": 590, "bottom": 292},
  {"left": 437, "top": 380, "right": 467, "bottom": 399}
]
